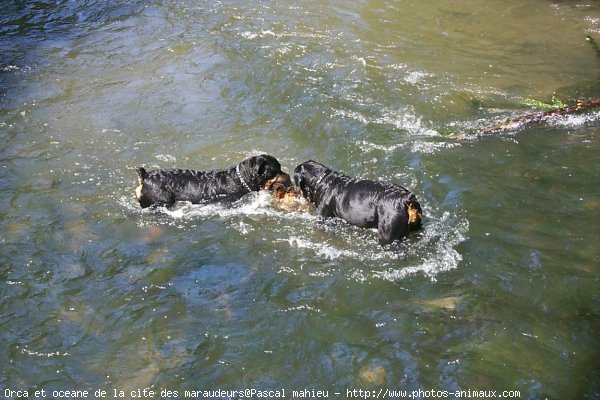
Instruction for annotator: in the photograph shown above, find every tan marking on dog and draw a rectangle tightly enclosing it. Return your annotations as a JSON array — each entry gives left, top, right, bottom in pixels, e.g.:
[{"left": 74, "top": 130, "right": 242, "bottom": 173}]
[
  {"left": 135, "top": 178, "right": 143, "bottom": 200},
  {"left": 407, "top": 202, "right": 422, "bottom": 229}
]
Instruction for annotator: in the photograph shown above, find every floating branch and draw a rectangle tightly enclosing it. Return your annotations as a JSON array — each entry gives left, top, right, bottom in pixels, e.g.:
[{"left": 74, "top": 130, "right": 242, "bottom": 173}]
[
  {"left": 481, "top": 97, "right": 600, "bottom": 135},
  {"left": 449, "top": 36, "right": 600, "bottom": 137}
]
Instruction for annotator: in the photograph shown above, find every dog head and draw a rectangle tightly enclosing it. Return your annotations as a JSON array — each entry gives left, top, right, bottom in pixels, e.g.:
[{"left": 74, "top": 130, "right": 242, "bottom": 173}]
[
  {"left": 293, "top": 160, "right": 330, "bottom": 202},
  {"left": 240, "top": 154, "right": 290, "bottom": 190}
]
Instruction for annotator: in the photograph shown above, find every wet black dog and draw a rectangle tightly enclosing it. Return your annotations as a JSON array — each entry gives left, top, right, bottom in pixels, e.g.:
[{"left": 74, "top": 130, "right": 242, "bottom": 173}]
[
  {"left": 293, "top": 160, "right": 422, "bottom": 246},
  {"left": 136, "top": 154, "right": 290, "bottom": 208}
]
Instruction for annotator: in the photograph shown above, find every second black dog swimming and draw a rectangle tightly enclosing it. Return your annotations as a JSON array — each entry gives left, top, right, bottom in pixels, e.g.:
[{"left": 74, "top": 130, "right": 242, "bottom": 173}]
[{"left": 293, "top": 160, "right": 422, "bottom": 246}]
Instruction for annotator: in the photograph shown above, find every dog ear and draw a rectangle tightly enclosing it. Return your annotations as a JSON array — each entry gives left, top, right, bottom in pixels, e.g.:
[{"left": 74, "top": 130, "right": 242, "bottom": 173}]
[
  {"left": 298, "top": 177, "right": 311, "bottom": 200},
  {"left": 293, "top": 166, "right": 303, "bottom": 188},
  {"left": 298, "top": 177, "right": 305, "bottom": 194},
  {"left": 136, "top": 167, "right": 148, "bottom": 180},
  {"left": 293, "top": 164, "right": 311, "bottom": 199}
]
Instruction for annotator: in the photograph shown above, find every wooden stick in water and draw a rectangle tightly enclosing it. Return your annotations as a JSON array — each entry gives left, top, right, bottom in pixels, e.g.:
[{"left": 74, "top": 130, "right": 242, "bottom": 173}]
[
  {"left": 481, "top": 97, "right": 600, "bottom": 135},
  {"left": 480, "top": 36, "right": 600, "bottom": 135}
]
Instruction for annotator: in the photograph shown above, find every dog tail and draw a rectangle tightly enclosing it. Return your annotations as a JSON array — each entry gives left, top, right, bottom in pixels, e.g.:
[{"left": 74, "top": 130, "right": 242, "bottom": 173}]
[{"left": 136, "top": 167, "right": 148, "bottom": 181}]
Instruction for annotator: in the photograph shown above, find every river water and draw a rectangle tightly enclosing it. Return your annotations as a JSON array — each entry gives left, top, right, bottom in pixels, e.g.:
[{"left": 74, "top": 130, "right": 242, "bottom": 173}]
[{"left": 1, "top": 1, "right": 599, "bottom": 399}]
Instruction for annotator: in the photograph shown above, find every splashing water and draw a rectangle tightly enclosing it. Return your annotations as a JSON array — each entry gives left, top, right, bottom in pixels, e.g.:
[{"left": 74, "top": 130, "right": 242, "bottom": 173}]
[{"left": 127, "top": 190, "right": 469, "bottom": 282}]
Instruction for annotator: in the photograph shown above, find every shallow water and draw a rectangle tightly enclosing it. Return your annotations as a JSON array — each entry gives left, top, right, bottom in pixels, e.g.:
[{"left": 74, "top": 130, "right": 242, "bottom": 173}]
[{"left": 1, "top": 0, "right": 600, "bottom": 399}]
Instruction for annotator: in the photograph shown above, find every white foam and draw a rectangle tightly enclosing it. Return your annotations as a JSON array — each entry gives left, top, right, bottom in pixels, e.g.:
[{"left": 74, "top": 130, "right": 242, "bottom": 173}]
[
  {"left": 283, "top": 210, "right": 469, "bottom": 282},
  {"left": 373, "top": 106, "right": 439, "bottom": 136},
  {"left": 129, "top": 190, "right": 469, "bottom": 282},
  {"left": 161, "top": 191, "right": 274, "bottom": 220},
  {"left": 134, "top": 191, "right": 316, "bottom": 225},
  {"left": 281, "top": 304, "right": 322, "bottom": 313},
  {"left": 2, "top": 65, "right": 20, "bottom": 72},
  {"left": 332, "top": 108, "right": 369, "bottom": 125},
  {"left": 355, "top": 139, "right": 461, "bottom": 155},
  {"left": 155, "top": 154, "right": 176, "bottom": 162},
  {"left": 286, "top": 236, "right": 362, "bottom": 260},
  {"left": 404, "top": 70, "right": 434, "bottom": 85},
  {"left": 410, "top": 140, "right": 462, "bottom": 154},
  {"left": 332, "top": 105, "right": 440, "bottom": 137},
  {"left": 547, "top": 110, "right": 600, "bottom": 128},
  {"left": 373, "top": 212, "right": 469, "bottom": 282},
  {"left": 355, "top": 139, "right": 406, "bottom": 153}
]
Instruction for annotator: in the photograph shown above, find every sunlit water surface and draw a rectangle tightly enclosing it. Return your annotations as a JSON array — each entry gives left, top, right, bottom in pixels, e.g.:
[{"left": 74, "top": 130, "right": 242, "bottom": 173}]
[{"left": 1, "top": 1, "right": 599, "bottom": 399}]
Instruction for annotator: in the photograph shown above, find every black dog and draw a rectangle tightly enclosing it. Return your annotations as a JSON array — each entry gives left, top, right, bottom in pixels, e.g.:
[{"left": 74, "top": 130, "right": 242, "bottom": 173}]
[
  {"left": 135, "top": 154, "right": 290, "bottom": 208},
  {"left": 293, "top": 160, "right": 422, "bottom": 246}
]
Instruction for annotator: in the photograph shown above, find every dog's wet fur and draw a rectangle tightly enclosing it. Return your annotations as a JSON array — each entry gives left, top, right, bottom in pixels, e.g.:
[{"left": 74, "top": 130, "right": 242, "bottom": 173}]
[
  {"left": 293, "top": 160, "right": 422, "bottom": 246},
  {"left": 134, "top": 156, "right": 423, "bottom": 246},
  {"left": 135, "top": 154, "right": 290, "bottom": 208}
]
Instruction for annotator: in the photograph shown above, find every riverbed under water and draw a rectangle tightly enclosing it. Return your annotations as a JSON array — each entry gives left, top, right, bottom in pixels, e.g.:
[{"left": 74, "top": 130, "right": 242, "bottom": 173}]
[{"left": 1, "top": 1, "right": 599, "bottom": 399}]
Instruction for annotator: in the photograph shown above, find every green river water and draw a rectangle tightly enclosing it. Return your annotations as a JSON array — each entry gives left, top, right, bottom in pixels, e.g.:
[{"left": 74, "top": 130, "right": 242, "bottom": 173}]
[{"left": 1, "top": 1, "right": 599, "bottom": 399}]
